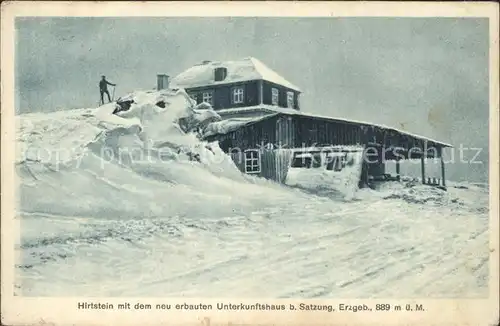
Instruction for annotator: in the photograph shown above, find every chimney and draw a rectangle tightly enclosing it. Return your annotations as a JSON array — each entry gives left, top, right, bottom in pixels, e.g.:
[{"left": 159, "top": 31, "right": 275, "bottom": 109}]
[
  {"left": 214, "top": 67, "right": 228, "bottom": 81},
  {"left": 157, "top": 74, "right": 170, "bottom": 90}
]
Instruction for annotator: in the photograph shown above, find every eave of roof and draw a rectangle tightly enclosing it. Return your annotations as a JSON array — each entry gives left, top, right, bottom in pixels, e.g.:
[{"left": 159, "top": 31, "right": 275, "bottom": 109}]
[{"left": 206, "top": 106, "right": 453, "bottom": 148}]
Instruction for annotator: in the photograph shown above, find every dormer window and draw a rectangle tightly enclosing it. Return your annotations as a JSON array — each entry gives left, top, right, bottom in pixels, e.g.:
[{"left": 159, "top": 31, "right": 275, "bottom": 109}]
[
  {"left": 287, "top": 91, "right": 294, "bottom": 108},
  {"left": 271, "top": 88, "right": 279, "bottom": 106},
  {"left": 214, "top": 67, "right": 228, "bottom": 82}
]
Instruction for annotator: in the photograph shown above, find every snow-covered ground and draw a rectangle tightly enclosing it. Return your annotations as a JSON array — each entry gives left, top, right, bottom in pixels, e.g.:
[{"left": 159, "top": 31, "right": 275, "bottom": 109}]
[{"left": 13, "top": 91, "right": 489, "bottom": 297}]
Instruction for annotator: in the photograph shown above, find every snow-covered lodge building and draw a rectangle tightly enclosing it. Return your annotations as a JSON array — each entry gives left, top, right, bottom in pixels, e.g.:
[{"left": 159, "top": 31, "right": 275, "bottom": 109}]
[
  {"left": 169, "top": 57, "right": 302, "bottom": 119},
  {"left": 165, "top": 57, "right": 452, "bottom": 189}
]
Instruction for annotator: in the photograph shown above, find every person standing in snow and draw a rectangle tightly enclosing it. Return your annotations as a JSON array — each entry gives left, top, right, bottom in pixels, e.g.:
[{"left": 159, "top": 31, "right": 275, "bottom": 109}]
[{"left": 99, "top": 75, "right": 116, "bottom": 105}]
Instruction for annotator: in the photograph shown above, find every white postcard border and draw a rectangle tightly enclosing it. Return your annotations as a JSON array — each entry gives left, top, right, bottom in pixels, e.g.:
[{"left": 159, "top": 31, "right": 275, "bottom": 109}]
[{"left": 1, "top": 2, "right": 498, "bottom": 325}]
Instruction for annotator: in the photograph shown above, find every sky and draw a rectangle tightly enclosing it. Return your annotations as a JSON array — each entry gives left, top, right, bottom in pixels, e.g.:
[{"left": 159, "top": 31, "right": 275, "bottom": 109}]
[{"left": 15, "top": 17, "right": 490, "bottom": 182}]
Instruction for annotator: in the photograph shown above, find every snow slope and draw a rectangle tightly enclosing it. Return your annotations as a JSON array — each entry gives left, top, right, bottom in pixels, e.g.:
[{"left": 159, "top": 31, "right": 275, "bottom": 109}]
[{"left": 14, "top": 91, "right": 490, "bottom": 297}]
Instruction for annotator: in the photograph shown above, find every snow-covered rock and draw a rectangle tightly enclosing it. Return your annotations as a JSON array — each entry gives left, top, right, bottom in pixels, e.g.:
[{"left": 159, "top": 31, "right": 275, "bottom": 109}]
[
  {"left": 16, "top": 88, "right": 223, "bottom": 168},
  {"left": 95, "top": 88, "right": 221, "bottom": 137}
]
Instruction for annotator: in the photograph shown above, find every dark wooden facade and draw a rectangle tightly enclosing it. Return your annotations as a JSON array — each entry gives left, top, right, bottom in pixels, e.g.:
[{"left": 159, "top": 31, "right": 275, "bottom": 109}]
[
  {"left": 186, "top": 81, "right": 259, "bottom": 110},
  {"left": 207, "top": 113, "right": 445, "bottom": 156},
  {"left": 203, "top": 112, "right": 451, "bottom": 188},
  {"left": 186, "top": 80, "right": 301, "bottom": 111},
  {"left": 261, "top": 81, "right": 301, "bottom": 111},
  {"left": 229, "top": 149, "right": 293, "bottom": 184}
]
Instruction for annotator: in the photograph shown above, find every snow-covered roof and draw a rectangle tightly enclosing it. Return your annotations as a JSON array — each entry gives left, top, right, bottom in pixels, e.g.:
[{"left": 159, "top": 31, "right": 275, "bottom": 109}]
[
  {"left": 205, "top": 105, "right": 453, "bottom": 148},
  {"left": 170, "top": 57, "right": 301, "bottom": 92}
]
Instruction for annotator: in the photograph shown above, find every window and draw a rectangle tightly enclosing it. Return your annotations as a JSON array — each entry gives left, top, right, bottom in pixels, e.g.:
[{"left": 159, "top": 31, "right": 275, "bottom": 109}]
[
  {"left": 325, "top": 152, "right": 346, "bottom": 171},
  {"left": 345, "top": 154, "right": 355, "bottom": 167},
  {"left": 271, "top": 88, "right": 279, "bottom": 106},
  {"left": 287, "top": 91, "right": 294, "bottom": 108},
  {"left": 232, "top": 87, "right": 244, "bottom": 104},
  {"left": 334, "top": 156, "right": 343, "bottom": 171},
  {"left": 202, "top": 91, "right": 213, "bottom": 105},
  {"left": 326, "top": 158, "right": 334, "bottom": 171},
  {"left": 341, "top": 153, "right": 348, "bottom": 168},
  {"left": 291, "top": 153, "right": 312, "bottom": 169},
  {"left": 312, "top": 153, "right": 322, "bottom": 168},
  {"left": 244, "top": 150, "right": 261, "bottom": 174}
]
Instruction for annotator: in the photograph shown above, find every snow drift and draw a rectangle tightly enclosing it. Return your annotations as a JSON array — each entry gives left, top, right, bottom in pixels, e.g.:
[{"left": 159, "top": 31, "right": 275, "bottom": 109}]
[
  {"left": 285, "top": 146, "right": 365, "bottom": 200},
  {"left": 17, "top": 88, "right": 222, "bottom": 168}
]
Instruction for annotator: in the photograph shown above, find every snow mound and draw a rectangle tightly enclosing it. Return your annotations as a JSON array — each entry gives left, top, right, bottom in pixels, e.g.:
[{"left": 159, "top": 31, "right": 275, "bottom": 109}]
[
  {"left": 16, "top": 108, "right": 103, "bottom": 166},
  {"left": 355, "top": 178, "right": 490, "bottom": 214},
  {"left": 16, "top": 88, "right": 223, "bottom": 169},
  {"left": 285, "top": 147, "right": 365, "bottom": 201}
]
